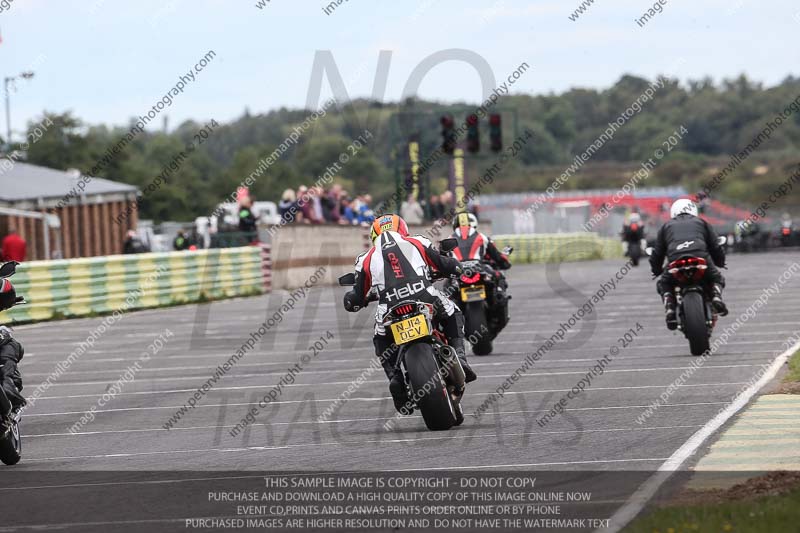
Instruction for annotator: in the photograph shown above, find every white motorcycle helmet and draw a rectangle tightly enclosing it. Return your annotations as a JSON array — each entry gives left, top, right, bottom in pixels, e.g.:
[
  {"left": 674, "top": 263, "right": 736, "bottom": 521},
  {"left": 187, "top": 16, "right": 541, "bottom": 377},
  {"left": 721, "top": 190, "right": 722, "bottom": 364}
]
[
  {"left": 670, "top": 199, "right": 698, "bottom": 219},
  {"left": 453, "top": 212, "right": 478, "bottom": 239}
]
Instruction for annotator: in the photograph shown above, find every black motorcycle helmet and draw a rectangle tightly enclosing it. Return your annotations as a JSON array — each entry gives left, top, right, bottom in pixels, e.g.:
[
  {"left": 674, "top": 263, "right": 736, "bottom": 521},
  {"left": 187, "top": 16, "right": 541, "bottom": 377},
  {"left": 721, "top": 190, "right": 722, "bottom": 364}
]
[{"left": 0, "top": 278, "right": 17, "bottom": 312}]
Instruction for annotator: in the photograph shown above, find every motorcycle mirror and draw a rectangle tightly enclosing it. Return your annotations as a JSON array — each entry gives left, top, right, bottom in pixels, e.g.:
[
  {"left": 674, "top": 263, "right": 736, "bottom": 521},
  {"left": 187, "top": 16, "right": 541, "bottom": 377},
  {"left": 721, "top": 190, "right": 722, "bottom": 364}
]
[
  {"left": 439, "top": 238, "right": 458, "bottom": 253},
  {"left": 338, "top": 273, "right": 356, "bottom": 286},
  {"left": 0, "top": 262, "right": 18, "bottom": 278},
  {"left": 717, "top": 236, "right": 727, "bottom": 246},
  {"left": 503, "top": 246, "right": 514, "bottom": 255},
  {"left": 645, "top": 247, "right": 654, "bottom": 256}
]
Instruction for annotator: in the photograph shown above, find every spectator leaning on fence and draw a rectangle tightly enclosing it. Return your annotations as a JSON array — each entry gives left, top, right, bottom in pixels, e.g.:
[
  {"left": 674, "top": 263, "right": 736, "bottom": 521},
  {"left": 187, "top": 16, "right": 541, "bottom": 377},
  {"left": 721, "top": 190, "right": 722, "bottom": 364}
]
[
  {"left": 1, "top": 227, "right": 26, "bottom": 262},
  {"left": 278, "top": 189, "right": 297, "bottom": 219},
  {"left": 428, "top": 194, "right": 444, "bottom": 221},
  {"left": 238, "top": 196, "right": 258, "bottom": 241},
  {"left": 400, "top": 193, "right": 424, "bottom": 225},
  {"left": 123, "top": 230, "right": 150, "bottom": 254},
  {"left": 173, "top": 230, "right": 189, "bottom": 251}
]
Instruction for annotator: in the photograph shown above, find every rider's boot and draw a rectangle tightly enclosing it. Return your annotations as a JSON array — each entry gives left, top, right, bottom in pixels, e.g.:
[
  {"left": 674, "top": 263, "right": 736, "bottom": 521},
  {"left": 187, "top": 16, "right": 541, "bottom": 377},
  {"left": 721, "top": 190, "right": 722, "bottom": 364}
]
[
  {"left": 388, "top": 371, "right": 413, "bottom": 415},
  {"left": 663, "top": 293, "right": 678, "bottom": 330},
  {"left": 449, "top": 335, "right": 477, "bottom": 383},
  {"left": 711, "top": 284, "right": 729, "bottom": 316},
  {"left": 375, "top": 336, "right": 413, "bottom": 415},
  {"left": 441, "top": 311, "right": 477, "bottom": 383}
]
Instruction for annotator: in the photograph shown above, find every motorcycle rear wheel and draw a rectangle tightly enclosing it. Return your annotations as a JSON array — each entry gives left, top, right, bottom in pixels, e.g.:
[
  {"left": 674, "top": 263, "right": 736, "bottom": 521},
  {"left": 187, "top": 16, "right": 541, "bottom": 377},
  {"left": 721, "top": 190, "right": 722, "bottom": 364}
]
[
  {"left": 465, "top": 301, "right": 493, "bottom": 355},
  {"left": 629, "top": 243, "right": 641, "bottom": 266},
  {"left": 683, "top": 291, "right": 710, "bottom": 356},
  {"left": 405, "top": 343, "right": 456, "bottom": 431}
]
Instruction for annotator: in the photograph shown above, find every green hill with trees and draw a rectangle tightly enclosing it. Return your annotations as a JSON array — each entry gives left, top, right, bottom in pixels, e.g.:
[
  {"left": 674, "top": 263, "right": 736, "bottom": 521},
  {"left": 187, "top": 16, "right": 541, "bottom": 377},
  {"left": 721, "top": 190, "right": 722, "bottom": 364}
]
[{"left": 18, "top": 73, "right": 800, "bottom": 222}]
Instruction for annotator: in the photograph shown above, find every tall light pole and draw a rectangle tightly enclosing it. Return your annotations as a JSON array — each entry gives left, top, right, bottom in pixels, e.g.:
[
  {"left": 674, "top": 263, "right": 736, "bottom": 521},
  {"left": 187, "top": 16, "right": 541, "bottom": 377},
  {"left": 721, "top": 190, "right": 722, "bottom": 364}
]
[{"left": 4, "top": 70, "right": 34, "bottom": 149}]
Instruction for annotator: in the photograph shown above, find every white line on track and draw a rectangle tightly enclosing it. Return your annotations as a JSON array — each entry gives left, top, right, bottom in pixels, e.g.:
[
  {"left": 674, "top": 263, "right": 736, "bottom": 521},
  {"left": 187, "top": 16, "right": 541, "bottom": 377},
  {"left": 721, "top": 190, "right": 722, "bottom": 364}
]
[
  {"left": 25, "top": 363, "right": 759, "bottom": 388},
  {"left": 25, "top": 382, "right": 752, "bottom": 416},
  {"left": 22, "top": 425, "right": 699, "bottom": 463},
  {"left": 25, "top": 402, "right": 729, "bottom": 438},
  {"left": 601, "top": 338, "right": 800, "bottom": 532},
  {"left": 18, "top": 351, "right": 778, "bottom": 374}
]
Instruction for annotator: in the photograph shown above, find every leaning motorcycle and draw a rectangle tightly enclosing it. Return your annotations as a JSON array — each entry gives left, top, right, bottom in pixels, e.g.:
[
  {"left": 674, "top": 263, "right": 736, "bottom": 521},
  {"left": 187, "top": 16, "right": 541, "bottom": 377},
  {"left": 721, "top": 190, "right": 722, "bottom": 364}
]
[
  {"left": 0, "top": 261, "right": 26, "bottom": 465},
  {"left": 338, "top": 239, "right": 467, "bottom": 431},
  {"left": 447, "top": 247, "right": 513, "bottom": 356}
]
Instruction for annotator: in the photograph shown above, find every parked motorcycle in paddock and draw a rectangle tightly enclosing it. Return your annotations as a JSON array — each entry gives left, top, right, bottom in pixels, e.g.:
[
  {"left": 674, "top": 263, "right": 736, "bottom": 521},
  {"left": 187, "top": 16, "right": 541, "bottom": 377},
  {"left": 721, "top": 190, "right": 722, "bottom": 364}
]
[
  {"left": 338, "top": 238, "right": 467, "bottom": 431},
  {"left": 0, "top": 261, "right": 26, "bottom": 465},
  {"left": 647, "top": 237, "right": 727, "bottom": 356},
  {"left": 446, "top": 247, "right": 513, "bottom": 356}
]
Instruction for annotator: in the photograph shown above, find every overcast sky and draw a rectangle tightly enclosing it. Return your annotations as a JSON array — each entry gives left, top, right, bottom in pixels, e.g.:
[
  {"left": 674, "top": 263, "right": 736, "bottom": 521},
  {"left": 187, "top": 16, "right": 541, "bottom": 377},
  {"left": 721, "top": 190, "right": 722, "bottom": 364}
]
[{"left": 2, "top": 0, "right": 798, "bottom": 138}]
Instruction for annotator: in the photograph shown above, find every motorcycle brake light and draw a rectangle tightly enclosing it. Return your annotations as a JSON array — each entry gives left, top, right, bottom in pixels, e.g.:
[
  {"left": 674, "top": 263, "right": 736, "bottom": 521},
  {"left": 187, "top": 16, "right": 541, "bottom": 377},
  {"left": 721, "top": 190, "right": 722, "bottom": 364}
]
[
  {"left": 460, "top": 273, "right": 481, "bottom": 284},
  {"left": 783, "top": 228, "right": 791, "bottom": 235},
  {"left": 668, "top": 257, "right": 707, "bottom": 269}
]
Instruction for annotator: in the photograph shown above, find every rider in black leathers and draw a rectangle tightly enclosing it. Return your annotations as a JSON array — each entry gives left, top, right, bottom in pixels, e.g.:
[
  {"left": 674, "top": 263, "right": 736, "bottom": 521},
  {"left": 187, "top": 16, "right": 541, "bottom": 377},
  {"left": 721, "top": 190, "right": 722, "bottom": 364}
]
[
  {"left": 622, "top": 212, "right": 645, "bottom": 244},
  {"left": 449, "top": 213, "right": 511, "bottom": 336},
  {"left": 0, "top": 278, "right": 24, "bottom": 411},
  {"left": 649, "top": 199, "right": 728, "bottom": 330},
  {"left": 0, "top": 328, "right": 24, "bottom": 410}
]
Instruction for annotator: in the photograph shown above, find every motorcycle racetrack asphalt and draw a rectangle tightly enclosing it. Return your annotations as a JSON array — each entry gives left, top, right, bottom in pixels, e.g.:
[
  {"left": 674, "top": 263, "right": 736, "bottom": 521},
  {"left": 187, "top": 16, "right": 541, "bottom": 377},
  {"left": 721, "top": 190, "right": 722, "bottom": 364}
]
[{"left": 4, "top": 251, "right": 800, "bottom": 530}]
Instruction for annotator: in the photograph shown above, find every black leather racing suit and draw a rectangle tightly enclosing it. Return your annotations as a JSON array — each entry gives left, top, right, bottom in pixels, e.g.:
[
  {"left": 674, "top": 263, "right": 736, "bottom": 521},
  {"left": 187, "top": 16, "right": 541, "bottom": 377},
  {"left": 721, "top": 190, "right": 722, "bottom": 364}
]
[
  {"left": 622, "top": 223, "right": 645, "bottom": 243},
  {"left": 0, "top": 327, "right": 25, "bottom": 409},
  {"left": 649, "top": 214, "right": 726, "bottom": 297}
]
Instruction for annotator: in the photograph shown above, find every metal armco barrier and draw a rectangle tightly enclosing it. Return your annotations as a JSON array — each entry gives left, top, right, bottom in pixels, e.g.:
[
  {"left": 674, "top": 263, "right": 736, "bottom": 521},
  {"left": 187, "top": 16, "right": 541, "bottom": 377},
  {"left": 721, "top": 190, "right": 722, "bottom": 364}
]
[{"left": 5, "top": 247, "right": 265, "bottom": 323}]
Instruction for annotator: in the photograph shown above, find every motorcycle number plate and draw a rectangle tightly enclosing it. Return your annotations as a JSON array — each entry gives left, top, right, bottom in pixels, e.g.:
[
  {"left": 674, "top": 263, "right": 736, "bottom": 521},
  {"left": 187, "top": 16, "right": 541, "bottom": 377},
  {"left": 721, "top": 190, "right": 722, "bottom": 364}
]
[
  {"left": 390, "top": 314, "right": 430, "bottom": 345},
  {"left": 461, "top": 285, "right": 486, "bottom": 302}
]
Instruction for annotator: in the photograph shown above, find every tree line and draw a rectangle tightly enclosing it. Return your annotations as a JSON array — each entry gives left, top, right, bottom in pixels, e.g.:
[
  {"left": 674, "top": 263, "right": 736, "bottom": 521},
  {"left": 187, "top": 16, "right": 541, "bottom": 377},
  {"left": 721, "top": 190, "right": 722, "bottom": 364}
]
[{"left": 18, "top": 73, "right": 800, "bottom": 222}]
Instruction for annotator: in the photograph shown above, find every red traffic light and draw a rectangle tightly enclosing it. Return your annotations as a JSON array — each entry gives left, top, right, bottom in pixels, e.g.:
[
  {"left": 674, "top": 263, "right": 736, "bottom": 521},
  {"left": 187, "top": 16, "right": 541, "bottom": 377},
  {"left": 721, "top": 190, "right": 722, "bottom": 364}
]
[
  {"left": 466, "top": 114, "right": 479, "bottom": 153},
  {"left": 441, "top": 114, "right": 456, "bottom": 155},
  {"left": 489, "top": 114, "right": 502, "bottom": 152}
]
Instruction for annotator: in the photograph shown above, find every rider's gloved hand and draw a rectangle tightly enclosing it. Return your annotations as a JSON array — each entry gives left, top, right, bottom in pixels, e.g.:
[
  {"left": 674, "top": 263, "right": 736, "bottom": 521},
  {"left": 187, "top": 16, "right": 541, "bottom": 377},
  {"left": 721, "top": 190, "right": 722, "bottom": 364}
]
[{"left": 343, "top": 291, "right": 361, "bottom": 312}]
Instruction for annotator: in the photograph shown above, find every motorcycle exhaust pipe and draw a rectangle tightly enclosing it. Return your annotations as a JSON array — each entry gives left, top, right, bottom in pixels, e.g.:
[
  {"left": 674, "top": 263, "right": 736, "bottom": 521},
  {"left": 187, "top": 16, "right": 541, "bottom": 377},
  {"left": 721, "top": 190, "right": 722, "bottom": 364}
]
[{"left": 438, "top": 345, "right": 466, "bottom": 388}]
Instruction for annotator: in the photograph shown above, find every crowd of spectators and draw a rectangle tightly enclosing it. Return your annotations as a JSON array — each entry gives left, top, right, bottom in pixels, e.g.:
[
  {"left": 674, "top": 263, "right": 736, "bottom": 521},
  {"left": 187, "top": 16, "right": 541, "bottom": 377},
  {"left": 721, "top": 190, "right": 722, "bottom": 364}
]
[
  {"left": 277, "top": 184, "right": 376, "bottom": 226},
  {"left": 274, "top": 184, "right": 466, "bottom": 228}
]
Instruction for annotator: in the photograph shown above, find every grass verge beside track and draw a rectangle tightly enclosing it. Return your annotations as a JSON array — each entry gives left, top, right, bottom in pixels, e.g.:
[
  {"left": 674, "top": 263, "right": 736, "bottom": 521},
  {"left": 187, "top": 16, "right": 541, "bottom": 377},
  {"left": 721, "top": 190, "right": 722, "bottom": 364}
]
[
  {"left": 625, "top": 473, "right": 800, "bottom": 533},
  {"left": 784, "top": 349, "right": 800, "bottom": 384}
]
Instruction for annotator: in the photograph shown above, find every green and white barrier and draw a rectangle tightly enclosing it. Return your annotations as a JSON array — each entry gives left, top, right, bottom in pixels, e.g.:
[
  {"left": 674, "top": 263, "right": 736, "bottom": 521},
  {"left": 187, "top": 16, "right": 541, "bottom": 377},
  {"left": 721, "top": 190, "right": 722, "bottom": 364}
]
[
  {"left": 4, "top": 247, "right": 264, "bottom": 323},
  {"left": 493, "top": 233, "right": 624, "bottom": 264}
]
